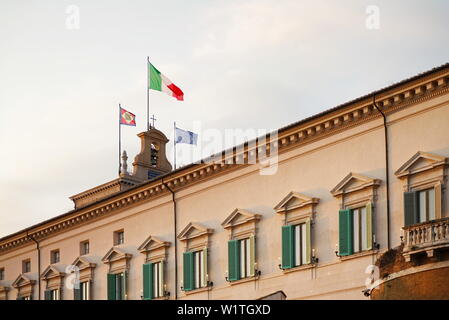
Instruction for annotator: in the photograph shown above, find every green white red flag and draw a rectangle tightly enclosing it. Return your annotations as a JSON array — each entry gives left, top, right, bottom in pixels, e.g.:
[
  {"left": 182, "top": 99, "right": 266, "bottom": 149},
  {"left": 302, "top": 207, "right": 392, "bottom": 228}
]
[{"left": 149, "top": 63, "right": 184, "bottom": 101}]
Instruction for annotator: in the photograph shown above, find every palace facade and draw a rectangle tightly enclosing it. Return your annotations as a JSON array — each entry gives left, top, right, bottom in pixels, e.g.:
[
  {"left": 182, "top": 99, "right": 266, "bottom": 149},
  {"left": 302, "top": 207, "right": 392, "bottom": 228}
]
[{"left": 1, "top": 64, "right": 449, "bottom": 300}]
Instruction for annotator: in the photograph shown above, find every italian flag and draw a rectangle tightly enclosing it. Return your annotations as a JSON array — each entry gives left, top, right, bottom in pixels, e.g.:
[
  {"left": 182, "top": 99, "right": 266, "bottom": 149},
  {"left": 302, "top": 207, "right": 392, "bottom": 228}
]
[{"left": 149, "top": 62, "right": 184, "bottom": 101}]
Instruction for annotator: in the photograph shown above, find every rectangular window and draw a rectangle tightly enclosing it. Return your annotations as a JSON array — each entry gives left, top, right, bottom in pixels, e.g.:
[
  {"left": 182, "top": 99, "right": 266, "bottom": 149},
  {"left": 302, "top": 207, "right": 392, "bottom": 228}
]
[
  {"left": 50, "top": 250, "right": 60, "bottom": 264},
  {"left": 193, "top": 250, "right": 205, "bottom": 289},
  {"left": 0, "top": 268, "right": 4, "bottom": 280},
  {"left": 80, "top": 241, "right": 90, "bottom": 255},
  {"left": 294, "top": 223, "right": 308, "bottom": 266},
  {"left": 22, "top": 259, "right": 31, "bottom": 273},
  {"left": 114, "top": 230, "right": 125, "bottom": 245},
  {"left": 47, "top": 289, "right": 60, "bottom": 300},
  {"left": 418, "top": 188, "right": 435, "bottom": 223},
  {"left": 153, "top": 262, "right": 163, "bottom": 298},
  {"left": 80, "top": 281, "right": 90, "bottom": 300},
  {"left": 115, "top": 272, "right": 124, "bottom": 300},
  {"left": 352, "top": 207, "right": 368, "bottom": 253},
  {"left": 239, "top": 238, "right": 252, "bottom": 279}
]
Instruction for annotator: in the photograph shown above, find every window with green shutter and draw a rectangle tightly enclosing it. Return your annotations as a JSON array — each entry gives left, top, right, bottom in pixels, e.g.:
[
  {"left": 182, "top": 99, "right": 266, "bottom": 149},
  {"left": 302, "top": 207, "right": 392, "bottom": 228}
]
[
  {"left": 281, "top": 225, "right": 295, "bottom": 269},
  {"left": 339, "top": 209, "right": 353, "bottom": 256},
  {"left": 143, "top": 263, "right": 153, "bottom": 300},
  {"left": 404, "top": 191, "right": 419, "bottom": 227},
  {"left": 107, "top": 273, "right": 116, "bottom": 300},
  {"left": 227, "top": 240, "right": 240, "bottom": 281},
  {"left": 183, "top": 252, "right": 194, "bottom": 291}
]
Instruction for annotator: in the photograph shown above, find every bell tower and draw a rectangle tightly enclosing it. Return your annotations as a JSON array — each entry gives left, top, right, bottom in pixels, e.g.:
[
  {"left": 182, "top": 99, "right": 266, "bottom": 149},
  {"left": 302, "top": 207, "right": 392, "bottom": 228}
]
[{"left": 132, "top": 128, "right": 172, "bottom": 180}]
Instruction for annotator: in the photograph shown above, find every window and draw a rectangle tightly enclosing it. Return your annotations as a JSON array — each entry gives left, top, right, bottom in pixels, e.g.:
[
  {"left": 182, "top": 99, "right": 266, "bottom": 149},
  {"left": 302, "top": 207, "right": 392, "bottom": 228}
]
[
  {"left": 45, "top": 289, "right": 60, "bottom": 300},
  {"left": 227, "top": 236, "right": 255, "bottom": 281},
  {"left": 107, "top": 272, "right": 127, "bottom": 300},
  {"left": 114, "top": 230, "right": 125, "bottom": 245},
  {"left": 419, "top": 188, "right": 435, "bottom": 223},
  {"left": 0, "top": 268, "right": 4, "bottom": 280},
  {"left": 22, "top": 259, "right": 31, "bottom": 273},
  {"left": 182, "top": 249, "right": 208, "bottom": 291},
  {"left": 80, "top": 241, "right": 90, "bottom": 255},
  {"left": 338, "top": 203, "right": 373, "bottom": 256},
  {"left": 50, "top": 250, "right": 60, "bottom": 264},
  {"left": 74, "top": 281, "right": 90, "bottom": 300},
  {"left": 143, "top": 261, "right": 165, "bottom": 299},
  {"left": 281, "top": 222, "right": 312, "bottom": 269},
  {"left": 404, "top": 188, "right": 437, "bottom": 226}
]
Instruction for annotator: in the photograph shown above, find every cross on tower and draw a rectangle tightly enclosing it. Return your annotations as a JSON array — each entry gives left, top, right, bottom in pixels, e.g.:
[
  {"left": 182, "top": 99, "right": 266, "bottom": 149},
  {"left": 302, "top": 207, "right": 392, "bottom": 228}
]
[{"left": 150, "top": 114, "right": 157, "bottom": 128}]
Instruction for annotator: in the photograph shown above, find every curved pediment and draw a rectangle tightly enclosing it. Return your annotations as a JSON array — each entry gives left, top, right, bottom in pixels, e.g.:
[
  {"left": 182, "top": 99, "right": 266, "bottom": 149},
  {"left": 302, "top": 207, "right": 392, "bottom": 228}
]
[
  {"left": 177, "top": 222, "right": 214, "bottom": 241},
  {"left": 395, "top": 151, "right": 447, "bottom": 178},
  {"left": 331, "top": 173, "right": 380, "bottom": 196},
  {"left": 274, "top": 192, "right": 319, "bottom": 213},
  {"left": 221, "top": 209, "right": 261, "bottom": 229}
]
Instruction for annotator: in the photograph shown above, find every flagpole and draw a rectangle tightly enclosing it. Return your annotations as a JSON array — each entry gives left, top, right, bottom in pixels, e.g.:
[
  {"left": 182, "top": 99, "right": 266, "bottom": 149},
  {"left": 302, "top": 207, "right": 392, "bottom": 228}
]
[
  {"left": 147, "top": 56, "right": 150, "bottom": 131},
  {"left": 119, "top": 103, "right": 122, "bottom": 176},
  {"left": 174, "top": 121, "right": 177, "bottom": 170}
]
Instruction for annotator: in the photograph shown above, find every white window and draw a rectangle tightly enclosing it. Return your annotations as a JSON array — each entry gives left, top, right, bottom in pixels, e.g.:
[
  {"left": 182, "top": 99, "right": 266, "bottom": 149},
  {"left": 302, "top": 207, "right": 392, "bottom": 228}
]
[
  {"left": 23, "top": 296, "right": 31, "bottom": 300},
  {"left": 419, "top": 188, "right": 435, "bottom": 223},
  {"left": 115, "top": 272, "right": 124, "bottom": 300},
  {"left": 80, "top": 281, "right": 90, "bottom": 300},
  {"left": 153, "top": 261, "right": 163, "bottom": 298},
  {"left": 50, "top": 289, "right": 60, "bottom": 300},
  {"left": 294, "top": 223, "right": 307, "bottom": 266},
  {"left": 352, "top": 207, "right": 368, "bottom": 253},
  {"left": 239, "top": 238, "right": 251, "bottom": 279},
  {"left": 193, "top": 250, "right": 206, "bottom": 289}
]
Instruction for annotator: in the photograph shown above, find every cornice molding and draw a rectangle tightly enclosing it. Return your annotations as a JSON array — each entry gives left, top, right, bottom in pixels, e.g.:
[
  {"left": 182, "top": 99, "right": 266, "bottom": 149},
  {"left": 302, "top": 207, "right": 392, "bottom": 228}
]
[{"left": 1, "top": 69, "right": 448, "bottom": 253}]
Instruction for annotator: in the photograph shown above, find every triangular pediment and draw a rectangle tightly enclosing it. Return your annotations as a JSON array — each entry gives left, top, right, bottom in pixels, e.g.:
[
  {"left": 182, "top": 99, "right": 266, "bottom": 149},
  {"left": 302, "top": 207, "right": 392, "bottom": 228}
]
[
  {"left": 395, "top": 151, "right": 447, "bottom": 177},
  {"left": 138, "top": 235, "right": 171, "bottom": 252},
  {"left": 40, "top": 265, "right": 66, "bottom": 280},
  {"left": 12, "top": 274, "right": 36, "bottom": 288},
  {"left": 101, "top": 247, "right": 133, "bottom": 263},
  {"left": 274, "top": 192, "right": 319, "bottom": 213},
  {"left": 177, "top": 222, "right": 214, "bottom": 241},
  {"left": 331, "top": 173, "right": 380, "bottom": 196},
  {"left": 71, "top": 256, "right": 97, "bottom": 270},
  {"left": 221, "top": 209, "right": 261, "bottom": 229}
]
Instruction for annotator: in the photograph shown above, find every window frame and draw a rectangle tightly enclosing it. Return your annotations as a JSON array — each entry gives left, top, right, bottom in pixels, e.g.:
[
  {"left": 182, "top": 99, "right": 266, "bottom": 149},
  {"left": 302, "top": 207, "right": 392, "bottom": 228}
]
[
  {"left": 114, "top": 230, "right": 125, "bottom": 246},
  {"left": 80, "top": 240, "right": 90, "bottom": 255},
  {"left": 50, "top": 249, "right": 60, "bottom": 264},
  {"left": 22, "top": 259, "right": 31, "bottom": 273},
  {"left": 418, "top": 188, "right": 436, "bottom": 223}
]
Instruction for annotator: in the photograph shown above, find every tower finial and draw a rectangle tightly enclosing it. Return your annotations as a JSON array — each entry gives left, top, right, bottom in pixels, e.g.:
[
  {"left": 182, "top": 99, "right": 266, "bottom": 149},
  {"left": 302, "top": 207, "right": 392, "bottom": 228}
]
[{"left": 121, "top": 150, "right": 128, "bottom": 174}]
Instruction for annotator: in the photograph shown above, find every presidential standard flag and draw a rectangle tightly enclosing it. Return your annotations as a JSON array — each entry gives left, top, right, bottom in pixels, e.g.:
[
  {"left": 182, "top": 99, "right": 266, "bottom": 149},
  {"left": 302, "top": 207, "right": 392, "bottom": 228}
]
[
  {"left": 120, "top": 107, "right": 136, "bottom": 126},
  {"left": 175, "top": 127, "right": 198, "bottom": 145},
  {"left": 149, "top": 63, "right": 184, "bottom": 101}
]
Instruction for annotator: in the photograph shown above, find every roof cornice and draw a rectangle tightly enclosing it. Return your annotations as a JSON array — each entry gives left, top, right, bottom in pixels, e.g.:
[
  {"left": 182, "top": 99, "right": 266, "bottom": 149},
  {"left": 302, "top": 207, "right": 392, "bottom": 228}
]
[{"left": 1, "top": 65, "right": 449, "bottom": 253}]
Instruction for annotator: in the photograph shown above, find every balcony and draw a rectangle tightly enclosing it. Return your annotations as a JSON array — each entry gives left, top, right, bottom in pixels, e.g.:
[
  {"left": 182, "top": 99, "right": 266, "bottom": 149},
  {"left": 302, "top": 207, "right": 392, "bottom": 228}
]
[{"left": 403, "top": 217, "right": 449, "bottom": 262}]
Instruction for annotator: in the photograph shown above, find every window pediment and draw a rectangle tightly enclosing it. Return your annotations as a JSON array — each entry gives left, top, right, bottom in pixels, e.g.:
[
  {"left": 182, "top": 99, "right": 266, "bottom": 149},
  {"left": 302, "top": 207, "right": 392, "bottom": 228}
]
[
  {"left": 274, "top": 192, "right": 319, "bottom": 213},
  {"left": 72, "top": 256, "right": 97, "bottom": 271},
  {"left": 40, "top": 265, "right": 66, "bottom": 281},
  {"left": 221, "top": 209, "right": 261, "bottom": 229},
  {"left": 12, "top": 273, "right": 36, "bottom": 288},
  {"left": 101, "top": 247, "right": 132, "bottom": 264},
  {"left": 331, "top": 172, "right": 380, "bottom": 197},
  {"left": 177, "top": 222, "right": 214, "bottom": 241},
  {"left": 138, "top": 236, "right": 171, "bottom": 253},
  {"left": 395, "top": 151, "right": 447, "bottom": 178}
]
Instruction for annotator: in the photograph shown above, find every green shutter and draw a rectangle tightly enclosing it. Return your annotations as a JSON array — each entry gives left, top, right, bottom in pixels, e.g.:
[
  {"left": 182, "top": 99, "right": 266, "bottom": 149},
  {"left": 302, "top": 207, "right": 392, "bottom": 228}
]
[
  {"left": 305, "top": 220, "right": 311, "bottom": 264},
  {"left": 404, "top": 191, "right": 419, "bottom": 227},
  {"left": 143, "top": 263, "right": 153, "bottom": 300},
  {"left": 74, "top": 287, "right": 81, "bottom": 300},
  {"left": 281, "top": 225, "right": 295, "bottom": 269},
  {"left": 107, "top": 273, "right": 116, "bottom": 300},
  {"left": 183, "top": 252, "right": 194, "bottom": 291},
  {"left": 228, "top": 240, "right": 240, "bottom": 281},
  {"left": 366, "top": 202, "right": 373, "bottom": 250},
  {"left": 249, "top": 236, "right": 256, "bottom": 277},
  {"left": 339, "top": 209, "right": 353, "bottom": 256},
  {"left": 44, "top": 289, "right": 52, "bottom": 301},
  {"left": 202, "top": 248, "right": 208, "bottom": 287}
]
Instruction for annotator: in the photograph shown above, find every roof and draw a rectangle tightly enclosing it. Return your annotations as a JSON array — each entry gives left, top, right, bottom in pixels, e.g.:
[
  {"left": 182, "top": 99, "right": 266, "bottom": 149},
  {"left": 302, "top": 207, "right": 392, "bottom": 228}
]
[{"left": 1, "top": 62, "right": 449, "bottom": 244}]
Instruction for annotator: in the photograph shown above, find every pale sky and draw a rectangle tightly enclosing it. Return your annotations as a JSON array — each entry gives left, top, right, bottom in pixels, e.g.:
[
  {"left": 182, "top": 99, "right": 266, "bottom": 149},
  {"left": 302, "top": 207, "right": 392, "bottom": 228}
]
[{"left": 1, "top": 0, "right": 448, "bottom": 237}]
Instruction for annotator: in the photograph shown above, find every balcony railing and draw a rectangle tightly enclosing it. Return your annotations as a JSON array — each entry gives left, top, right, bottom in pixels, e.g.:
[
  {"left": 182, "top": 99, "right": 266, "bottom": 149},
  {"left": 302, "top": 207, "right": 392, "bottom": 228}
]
[{"left": 403, "top": 217, "right": 449, "bottom": 261}]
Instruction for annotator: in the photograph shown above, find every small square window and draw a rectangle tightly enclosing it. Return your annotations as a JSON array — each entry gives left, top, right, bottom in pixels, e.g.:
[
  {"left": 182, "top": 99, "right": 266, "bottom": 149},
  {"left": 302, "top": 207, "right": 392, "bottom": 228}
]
[
  {"left": 22, "top": 259, "right": 31, "bottom": 273},
  {"left": 80, "top": 241, "right": 90, "bottom": 255},
  {"left": 51, "top": 250, "right": 60, "bottom": 264},
  {"left": 0, "top": 268, "right": 4, "bottom": 280},
  {"left": 114, "top": 230, "right": 125, "bottom": 245}
]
